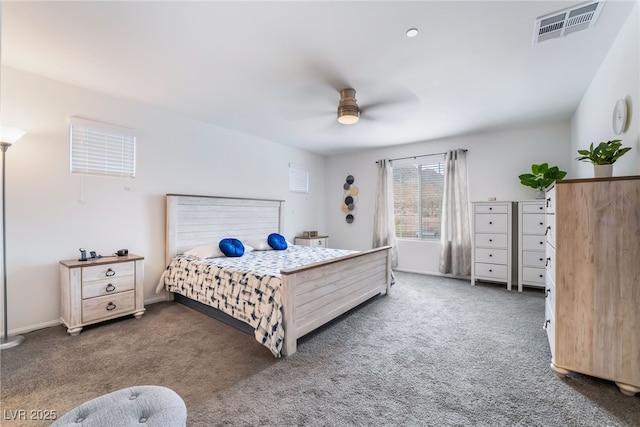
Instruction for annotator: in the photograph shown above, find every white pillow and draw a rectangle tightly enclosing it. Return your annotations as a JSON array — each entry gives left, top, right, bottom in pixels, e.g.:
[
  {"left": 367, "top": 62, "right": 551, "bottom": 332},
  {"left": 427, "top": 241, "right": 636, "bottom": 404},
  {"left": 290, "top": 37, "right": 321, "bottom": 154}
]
[
  {"left": 183, "top": 243, "right": 224, "bottom": 259},
  {"left": 244, "top": 238, "right": 273, "bottom": 251}
]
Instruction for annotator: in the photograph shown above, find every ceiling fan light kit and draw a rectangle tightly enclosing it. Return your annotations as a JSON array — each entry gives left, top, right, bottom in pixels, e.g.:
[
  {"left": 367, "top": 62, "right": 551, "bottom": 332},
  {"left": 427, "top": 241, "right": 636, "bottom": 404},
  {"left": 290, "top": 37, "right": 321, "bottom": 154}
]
[{"left": 337, "top": 88, "right": 360, "bottom": 125}]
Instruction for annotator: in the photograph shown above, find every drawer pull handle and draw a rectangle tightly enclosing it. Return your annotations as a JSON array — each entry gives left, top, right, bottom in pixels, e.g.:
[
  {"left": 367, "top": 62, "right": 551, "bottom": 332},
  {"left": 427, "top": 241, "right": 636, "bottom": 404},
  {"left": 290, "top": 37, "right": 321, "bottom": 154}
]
[
  {"left": 105, "top": 284, "right": 116, "bottom": 292},
  {"left": 539, "top": 274, "right": 543, "bottom": 278},
  {"left": 539, "top": 241, "right": 544, "bottom": 245},
  {"left": 545, "top": 226, "right": 551, "bottom": 236},
  {"left": 539, "top": 222, "right": 544, "bottom": 225},
  {"left": 489, "top": 221, "right": 493, "bottom": 225},
  {"left": 545, "top": 257, "right": 551, "bottom": 267},
  {"left": 488, "top": 269, "right": 492, "bottom": 272},
  {"left": 539, "top": 257, "right": 544, "bottom": 261},
  {"left": 106, "top": 268, "right": 116, "bottom": 277},
  {"left": 539, "top": 206, "right": 543, "bottom": 210},
  {"left": 545, "top": 288, "right": 550, "bottom": 297},
  {"left": 489, "top": 254, "right": 492, "bottom": 257},
  {"left": 546, "top": 198, "right": 551, "bottom": 208},
  {"left": 543, "top": 319, "right": 550, "bottom": 330},
  {"left": 106, "top": 302, "right": 116, "bottom": 311},
  {"left": 489, "top": 239, "right": 493, "bottom": 242}
]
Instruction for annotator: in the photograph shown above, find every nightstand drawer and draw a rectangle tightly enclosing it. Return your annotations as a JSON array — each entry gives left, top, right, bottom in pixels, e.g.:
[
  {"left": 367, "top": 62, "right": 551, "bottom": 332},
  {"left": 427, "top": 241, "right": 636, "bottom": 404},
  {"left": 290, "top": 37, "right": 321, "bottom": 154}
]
[
  {"left": 82, "top": 261, "right": 135, "bottom": 282},
  {"left": 82, "top": 276, "right": 135, "bottom": 299},
  {"left": 82, "top": 291, "right": 135, "bottom": 323}
]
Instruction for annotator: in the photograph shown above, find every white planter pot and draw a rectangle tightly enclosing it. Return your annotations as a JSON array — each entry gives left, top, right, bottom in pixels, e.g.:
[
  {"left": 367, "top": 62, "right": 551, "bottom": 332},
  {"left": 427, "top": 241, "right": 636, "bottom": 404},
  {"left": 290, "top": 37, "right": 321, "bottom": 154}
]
[{"left": 594, "top": 164, "right": 613, "bottom": 178}]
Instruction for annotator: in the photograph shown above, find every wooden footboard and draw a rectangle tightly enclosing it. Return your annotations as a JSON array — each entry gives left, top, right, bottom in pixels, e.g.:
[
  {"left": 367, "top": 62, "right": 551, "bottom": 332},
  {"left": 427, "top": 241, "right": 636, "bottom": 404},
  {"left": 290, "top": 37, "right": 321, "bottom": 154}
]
[{"left": 280, "top": 245, "right": 392, "bottom": 356}]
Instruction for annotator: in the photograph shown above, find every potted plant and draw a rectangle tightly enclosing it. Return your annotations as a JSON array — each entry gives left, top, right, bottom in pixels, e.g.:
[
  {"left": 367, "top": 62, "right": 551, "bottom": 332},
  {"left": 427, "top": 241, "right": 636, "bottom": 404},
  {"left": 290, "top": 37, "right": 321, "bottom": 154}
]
[
  {"left": 519, "top": 163, "right": 567, "bottom": 198},
  {"left": 575, "top": 140, "right": 632, "bottom": 177}
]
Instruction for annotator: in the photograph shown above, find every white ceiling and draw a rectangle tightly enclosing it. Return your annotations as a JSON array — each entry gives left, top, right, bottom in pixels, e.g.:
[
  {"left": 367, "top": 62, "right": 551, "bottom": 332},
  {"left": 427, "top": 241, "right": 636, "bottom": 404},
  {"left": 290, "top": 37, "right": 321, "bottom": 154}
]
[{"left": 1, "top": 1, "right": 636, "bottom": 156}]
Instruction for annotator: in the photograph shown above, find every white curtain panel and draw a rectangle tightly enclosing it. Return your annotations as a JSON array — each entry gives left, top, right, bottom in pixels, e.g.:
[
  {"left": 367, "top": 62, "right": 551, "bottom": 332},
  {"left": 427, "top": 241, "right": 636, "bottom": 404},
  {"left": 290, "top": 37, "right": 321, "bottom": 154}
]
[
  {"left": 372, "top": 159, "right": 398, "bottom": 268},
  {"left": 439, "top": 150, "right": 471, "bottom": 276}
]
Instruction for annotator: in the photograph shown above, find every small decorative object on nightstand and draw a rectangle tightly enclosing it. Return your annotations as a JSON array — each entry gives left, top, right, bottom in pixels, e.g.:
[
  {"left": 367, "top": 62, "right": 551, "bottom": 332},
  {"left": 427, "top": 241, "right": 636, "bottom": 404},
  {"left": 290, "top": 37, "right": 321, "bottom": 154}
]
[
  {"left": 294, "top": 235, "right": 329, "bottom": 248},
  {"left": 59, "top": 254, "right": 145, "bottom": 336}
]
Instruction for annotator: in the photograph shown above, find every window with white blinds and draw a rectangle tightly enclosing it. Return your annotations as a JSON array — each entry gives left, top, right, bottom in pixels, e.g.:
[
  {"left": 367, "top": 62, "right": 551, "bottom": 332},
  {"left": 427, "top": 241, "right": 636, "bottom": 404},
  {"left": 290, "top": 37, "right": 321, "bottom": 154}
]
[
  {"left": 69, "top": 117, "right": 136, "bottom": 178},
  {"left": 392, "top": 154, "right": 445, "bottom": 240},
  {"left": 289, "top": 163, "right": 309, "bottom": 193}
]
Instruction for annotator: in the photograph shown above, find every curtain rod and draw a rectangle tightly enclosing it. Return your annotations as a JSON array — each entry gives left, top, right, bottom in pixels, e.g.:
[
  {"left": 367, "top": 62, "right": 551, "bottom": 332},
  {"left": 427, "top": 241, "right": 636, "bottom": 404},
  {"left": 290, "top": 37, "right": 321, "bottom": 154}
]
[{"left": 375, "top": 149, "right": 467, "bottom": 163}]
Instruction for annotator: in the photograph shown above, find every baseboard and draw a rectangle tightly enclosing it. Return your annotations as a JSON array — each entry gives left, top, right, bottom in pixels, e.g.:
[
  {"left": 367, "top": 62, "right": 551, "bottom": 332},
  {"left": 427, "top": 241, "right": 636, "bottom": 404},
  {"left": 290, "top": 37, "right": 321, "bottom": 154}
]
[
  {"left": 6, "top": 294, "right": 175, "bottom": 336},
  {"left": 394, "top": 268, "right": 470, "bottom": 282},
  {"left": 8, "top": 319, "right": 62, "bottom": 336}
]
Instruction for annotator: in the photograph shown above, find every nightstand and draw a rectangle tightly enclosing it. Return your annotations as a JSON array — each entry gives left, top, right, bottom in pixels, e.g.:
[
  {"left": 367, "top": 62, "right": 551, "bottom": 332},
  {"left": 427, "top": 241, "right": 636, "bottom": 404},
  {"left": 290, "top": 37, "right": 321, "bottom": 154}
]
[
  {"left": 294, "top": 236, "right": 329, "bottom": 248},
  {"left": 59, "top": 254, "right": 145, "bottom": 335}
]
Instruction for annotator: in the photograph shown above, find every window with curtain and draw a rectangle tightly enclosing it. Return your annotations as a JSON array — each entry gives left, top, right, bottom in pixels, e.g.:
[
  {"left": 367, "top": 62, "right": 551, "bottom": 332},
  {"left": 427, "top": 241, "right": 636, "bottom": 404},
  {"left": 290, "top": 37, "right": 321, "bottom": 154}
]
[
  {"left": 392, "top": 154, "right": 445, "bottom": 240},
  {"left": 69, "top": 117, "right": 136, "bottom": 178}
]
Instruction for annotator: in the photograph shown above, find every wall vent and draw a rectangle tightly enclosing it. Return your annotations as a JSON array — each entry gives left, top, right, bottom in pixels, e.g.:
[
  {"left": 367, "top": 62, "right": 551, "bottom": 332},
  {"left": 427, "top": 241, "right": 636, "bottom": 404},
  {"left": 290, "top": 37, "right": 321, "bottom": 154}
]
[{"left": 533, "top": 1, "right": 605, "bottom": 43}]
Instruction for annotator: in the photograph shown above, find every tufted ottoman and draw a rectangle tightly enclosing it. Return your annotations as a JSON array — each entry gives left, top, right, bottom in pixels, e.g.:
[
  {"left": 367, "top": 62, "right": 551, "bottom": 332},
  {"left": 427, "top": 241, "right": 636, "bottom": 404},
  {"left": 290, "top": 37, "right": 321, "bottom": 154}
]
[{"left": 50, "top": 385, "right": 187, "bottom": 427}]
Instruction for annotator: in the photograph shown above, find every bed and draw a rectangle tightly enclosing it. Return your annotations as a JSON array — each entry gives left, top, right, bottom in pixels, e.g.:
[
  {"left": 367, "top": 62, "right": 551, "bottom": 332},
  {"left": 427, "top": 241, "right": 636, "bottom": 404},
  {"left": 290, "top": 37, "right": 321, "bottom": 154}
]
[{"left": 158, "top": 194, "right": 392, "bottom": 357}]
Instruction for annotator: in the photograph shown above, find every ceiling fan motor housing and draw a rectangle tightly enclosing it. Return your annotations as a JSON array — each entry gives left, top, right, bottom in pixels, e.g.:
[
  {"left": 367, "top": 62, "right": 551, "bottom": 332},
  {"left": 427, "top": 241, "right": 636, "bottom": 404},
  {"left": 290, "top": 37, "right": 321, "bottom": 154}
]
[{"left": 337, "top": 88, "right": 360, "bottom": 124}]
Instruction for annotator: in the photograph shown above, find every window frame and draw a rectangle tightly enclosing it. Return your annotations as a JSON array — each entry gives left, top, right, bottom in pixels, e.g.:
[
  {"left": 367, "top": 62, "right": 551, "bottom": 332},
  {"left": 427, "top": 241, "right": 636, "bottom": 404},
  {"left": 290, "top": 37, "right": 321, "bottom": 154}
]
[{"left": 69, "top": 117, "right": 136, "bottom": 179}]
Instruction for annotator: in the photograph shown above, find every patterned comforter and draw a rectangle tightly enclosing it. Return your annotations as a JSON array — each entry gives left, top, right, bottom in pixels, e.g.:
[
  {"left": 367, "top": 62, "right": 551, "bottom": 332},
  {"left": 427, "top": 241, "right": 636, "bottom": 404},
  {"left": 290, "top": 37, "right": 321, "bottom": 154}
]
[{"left": 159, "top": 245, "right": 356, "bottom": 357}]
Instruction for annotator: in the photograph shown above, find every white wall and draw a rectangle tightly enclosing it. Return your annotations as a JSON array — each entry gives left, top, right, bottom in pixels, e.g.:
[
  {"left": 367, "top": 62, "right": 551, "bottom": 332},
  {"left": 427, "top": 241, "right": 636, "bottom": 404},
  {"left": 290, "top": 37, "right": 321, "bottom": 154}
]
[
  {"left": 0, "top": 66, "right": 327, "bottom": 334},
  {"left": 572, "top": 2, "right": 640, "bottom": 177},
  {"left": 325, "top": 119, "right": 571, "bottom": 275}
]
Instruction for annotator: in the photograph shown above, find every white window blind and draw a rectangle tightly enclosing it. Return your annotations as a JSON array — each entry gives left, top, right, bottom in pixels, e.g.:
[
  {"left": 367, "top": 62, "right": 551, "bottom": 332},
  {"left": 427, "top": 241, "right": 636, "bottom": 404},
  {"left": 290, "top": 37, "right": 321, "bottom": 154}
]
[
  {"left": 69, "top": 117, "right": 136, "bottom": 178},
  {"left": 392, "top": 154, "right": 445, "bottom": 239},
  {"left": 289, "top": 163, "right": 309, "bottom": 193}
]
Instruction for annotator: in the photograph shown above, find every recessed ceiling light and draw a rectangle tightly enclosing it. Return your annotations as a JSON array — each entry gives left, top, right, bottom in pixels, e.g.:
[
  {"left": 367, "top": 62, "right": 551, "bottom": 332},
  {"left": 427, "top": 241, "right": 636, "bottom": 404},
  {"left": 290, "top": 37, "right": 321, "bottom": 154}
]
[{"left": 406, "top": 28, "right": 418, "bottom": 38}]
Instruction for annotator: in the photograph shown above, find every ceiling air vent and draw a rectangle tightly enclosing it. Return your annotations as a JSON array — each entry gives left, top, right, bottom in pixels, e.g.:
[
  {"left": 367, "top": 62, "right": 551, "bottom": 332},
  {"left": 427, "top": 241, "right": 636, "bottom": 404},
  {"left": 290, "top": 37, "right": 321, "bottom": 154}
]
[{"left": 533, "top": 1, "right": 605, "bottom": 43}]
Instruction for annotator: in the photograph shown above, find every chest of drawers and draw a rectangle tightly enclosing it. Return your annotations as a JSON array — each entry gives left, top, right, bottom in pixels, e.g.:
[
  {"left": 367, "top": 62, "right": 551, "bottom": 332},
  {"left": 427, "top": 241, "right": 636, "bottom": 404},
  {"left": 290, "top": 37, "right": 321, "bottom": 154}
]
[
  {"left": 517, "top": 200, "right": 546, "bottom": 292},
  {"left": 294, "top": 236, "right": 329, "bottom": 248},
  {"left": 544, "top": 177, "right": 640, "bottom": 396},
  {"left": 59, "top": 255, "right": 145, "bottom": 335},
  {"left": 471, "top": 202, "right": 515, "bottom": 290}
]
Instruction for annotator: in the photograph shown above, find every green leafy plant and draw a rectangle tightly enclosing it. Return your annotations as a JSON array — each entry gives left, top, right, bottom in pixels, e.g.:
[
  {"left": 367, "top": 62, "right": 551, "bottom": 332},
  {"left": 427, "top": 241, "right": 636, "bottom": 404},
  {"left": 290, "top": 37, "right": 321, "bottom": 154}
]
[
  {"left": 519, "top": 163, "right": 567, "bottom": 191},
  {"left": 576, "top": 140, "right": 631, "bottom": 165}
]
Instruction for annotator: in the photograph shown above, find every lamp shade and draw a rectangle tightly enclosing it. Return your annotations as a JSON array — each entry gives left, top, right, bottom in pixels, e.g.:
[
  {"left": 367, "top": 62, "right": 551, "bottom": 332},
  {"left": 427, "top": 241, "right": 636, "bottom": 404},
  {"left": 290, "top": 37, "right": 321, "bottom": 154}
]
[{"left": 0, "top": 126, "right": 26, "bottom": 144}]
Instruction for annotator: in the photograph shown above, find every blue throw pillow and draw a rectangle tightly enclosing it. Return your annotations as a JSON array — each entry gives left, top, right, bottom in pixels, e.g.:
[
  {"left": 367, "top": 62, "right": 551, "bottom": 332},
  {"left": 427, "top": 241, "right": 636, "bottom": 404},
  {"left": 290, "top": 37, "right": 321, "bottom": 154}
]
[
  {"left": 219, "top": 238, "right": 245, "bottom": 257},
  {"left": 267, "top": 233, "right": 288, "bottom": 250}
]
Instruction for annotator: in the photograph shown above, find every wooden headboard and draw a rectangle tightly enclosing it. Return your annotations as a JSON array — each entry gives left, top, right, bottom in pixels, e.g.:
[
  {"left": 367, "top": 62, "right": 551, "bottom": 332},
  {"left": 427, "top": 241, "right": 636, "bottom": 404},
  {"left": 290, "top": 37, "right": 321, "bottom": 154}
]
[{"left": 165, "top": 194, "right": 285, "bottom": 265}]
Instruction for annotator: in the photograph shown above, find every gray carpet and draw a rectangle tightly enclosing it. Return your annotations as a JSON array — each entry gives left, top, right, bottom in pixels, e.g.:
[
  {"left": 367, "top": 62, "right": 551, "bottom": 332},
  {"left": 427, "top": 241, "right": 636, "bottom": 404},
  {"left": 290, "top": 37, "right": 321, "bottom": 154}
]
[{"left": 1, "top": 272, "right": 638, "bottom": 426}]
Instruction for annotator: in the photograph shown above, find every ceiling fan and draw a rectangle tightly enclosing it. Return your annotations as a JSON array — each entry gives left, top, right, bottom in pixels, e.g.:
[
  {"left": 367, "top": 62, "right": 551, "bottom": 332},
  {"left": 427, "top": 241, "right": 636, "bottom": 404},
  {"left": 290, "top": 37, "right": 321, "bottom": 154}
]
[{"left": 337, "top": 88, "right": 360, "bottom": 125}]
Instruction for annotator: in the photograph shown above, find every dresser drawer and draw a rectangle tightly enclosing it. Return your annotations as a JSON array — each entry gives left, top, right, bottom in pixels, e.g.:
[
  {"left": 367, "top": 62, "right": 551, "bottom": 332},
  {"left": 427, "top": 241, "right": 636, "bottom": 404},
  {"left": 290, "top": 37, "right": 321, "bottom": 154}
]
[
  {"left": 475, "top": 214, "right": 508, "bottom": 233},
  {"left": 475, "top": 233, "right": 508, "bottom": 248},
  {"left": 545, "top": 214, "right": 556, "bottom": 248},
  {"left": 82, "top": 276, "right": 135, "bottom": 299},
  {"left": 475, "top": 204, "right": 508, "bottom": 214},
  {"left": 82, "top": 261, "right": 135, "bottom": 283},
  {"left": 544, "top": 299, "right": 556, "bottom": 358},
  {"left": 521, "top": 203, "right": 545, "bottom": 213},
  {"left": 522, "top": 250, "right": 545, "bottom": 267},
  {"left": 475, "top": 248, "right": 508, "bottom": 264},
  {"left": 545, "top": 242, "right": 556, "bottom": 281},
  {"left": 521, "top": 213, "right": 545, "bottom": 234},
  {"left": 522, "top": 266, "right": 545, "bottom": 284},
  {"left": 522, "top": 235, "right": 546, "bottom": 250},
  {"left": 82, "top": 290, "right": 135, "bottom": 324},
  {"left": 474, "top": 263, "right": 508, "bottom": 280},
  {"left": 545, "top": 187, "right": 556, "bottom": 214},
  {"left": 545, "top": 270, "right": 555, "bottom": 313}
]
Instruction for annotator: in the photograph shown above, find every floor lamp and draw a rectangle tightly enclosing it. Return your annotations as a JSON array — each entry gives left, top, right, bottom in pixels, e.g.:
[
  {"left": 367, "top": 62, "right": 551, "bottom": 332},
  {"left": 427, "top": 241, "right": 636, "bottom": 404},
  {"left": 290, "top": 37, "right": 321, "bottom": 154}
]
[{"left": 0, "top": 125, "right": 26, "bottom": 350}]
